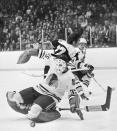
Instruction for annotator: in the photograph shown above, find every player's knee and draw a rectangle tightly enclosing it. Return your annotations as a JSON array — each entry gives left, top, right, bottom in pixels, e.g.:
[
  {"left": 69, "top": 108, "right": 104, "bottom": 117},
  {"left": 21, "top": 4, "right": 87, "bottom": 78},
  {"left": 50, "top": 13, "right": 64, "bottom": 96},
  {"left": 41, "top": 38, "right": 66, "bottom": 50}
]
[
  {"left": 75, "top": 94, "right": 80, "bottom": 106},
  {"left": 27, "top": 104, "right": 42, "bottom": 119}
]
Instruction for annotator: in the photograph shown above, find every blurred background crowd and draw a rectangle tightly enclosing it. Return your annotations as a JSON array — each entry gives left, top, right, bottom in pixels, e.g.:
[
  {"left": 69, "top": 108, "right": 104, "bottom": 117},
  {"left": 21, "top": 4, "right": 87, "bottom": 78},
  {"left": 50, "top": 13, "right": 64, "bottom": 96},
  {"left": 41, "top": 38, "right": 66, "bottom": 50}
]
[{"left": 0, "top": 0, "right": 117, "bottom": 51}]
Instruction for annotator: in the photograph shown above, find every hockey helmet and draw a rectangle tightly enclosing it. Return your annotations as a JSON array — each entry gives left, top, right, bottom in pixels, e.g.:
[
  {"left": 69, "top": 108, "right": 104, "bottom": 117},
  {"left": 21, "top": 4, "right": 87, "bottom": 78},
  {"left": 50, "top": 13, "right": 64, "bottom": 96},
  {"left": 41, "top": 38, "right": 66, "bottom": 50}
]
[
  {"left": 78, "top": 38, "right": 87, "bottom": 50},
  {"left": 79, "top": 38, "right": 87, "bottom": 44}
]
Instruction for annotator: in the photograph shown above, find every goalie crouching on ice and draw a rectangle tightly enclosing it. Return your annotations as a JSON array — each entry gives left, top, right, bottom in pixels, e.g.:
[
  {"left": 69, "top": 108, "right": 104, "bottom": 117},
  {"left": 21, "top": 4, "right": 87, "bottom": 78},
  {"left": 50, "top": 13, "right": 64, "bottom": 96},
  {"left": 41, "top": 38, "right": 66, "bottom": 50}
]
[{"left": 6, "top": 58, "right": 85, "bottom": 122}]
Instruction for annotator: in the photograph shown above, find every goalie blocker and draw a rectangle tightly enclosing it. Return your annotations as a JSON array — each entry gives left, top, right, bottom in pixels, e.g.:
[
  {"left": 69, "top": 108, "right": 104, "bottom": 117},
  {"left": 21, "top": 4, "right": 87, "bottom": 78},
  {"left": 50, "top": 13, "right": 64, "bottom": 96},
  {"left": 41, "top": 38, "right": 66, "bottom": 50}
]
[{"left": 59, "top": 86, "right": 112, "bottom": 112}]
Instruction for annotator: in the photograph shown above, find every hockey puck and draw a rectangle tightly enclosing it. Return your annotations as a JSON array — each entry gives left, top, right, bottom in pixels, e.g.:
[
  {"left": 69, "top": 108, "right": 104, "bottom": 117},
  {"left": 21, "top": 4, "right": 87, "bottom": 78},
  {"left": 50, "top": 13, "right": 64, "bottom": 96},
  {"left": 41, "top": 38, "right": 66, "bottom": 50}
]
[
  {"left": 89, "top": 91, "right": 92, "bottom": 95},
  {"left": 112, "top": 87, "right": 116, "bottom": 91},
  {"left": 30, "top": 121, "right": 35, "bottom": 127}
]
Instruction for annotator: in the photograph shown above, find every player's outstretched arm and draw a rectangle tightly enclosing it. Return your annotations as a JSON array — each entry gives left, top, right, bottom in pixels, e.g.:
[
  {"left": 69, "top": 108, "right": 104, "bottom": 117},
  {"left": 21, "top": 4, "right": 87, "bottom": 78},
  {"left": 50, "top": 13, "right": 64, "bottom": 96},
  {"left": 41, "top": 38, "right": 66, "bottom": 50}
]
[{"left": 17, "top": 48, "right": 39, "bottom": 64}]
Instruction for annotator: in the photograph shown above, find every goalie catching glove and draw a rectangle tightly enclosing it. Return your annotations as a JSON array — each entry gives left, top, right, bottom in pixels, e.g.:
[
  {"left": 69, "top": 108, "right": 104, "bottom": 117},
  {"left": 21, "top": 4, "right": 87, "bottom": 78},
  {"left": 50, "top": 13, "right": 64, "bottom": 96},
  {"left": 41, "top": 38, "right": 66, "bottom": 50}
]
[{"left": 80, "top": 93, "right": 89, "bottom": 100}]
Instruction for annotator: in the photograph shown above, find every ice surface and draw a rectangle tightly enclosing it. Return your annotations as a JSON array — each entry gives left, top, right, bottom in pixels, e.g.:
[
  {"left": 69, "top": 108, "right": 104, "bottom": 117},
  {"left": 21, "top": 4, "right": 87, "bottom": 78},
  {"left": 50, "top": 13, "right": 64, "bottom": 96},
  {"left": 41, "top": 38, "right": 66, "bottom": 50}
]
[{"left": 0, "top": 70, "right": 117, "bottom": 131}]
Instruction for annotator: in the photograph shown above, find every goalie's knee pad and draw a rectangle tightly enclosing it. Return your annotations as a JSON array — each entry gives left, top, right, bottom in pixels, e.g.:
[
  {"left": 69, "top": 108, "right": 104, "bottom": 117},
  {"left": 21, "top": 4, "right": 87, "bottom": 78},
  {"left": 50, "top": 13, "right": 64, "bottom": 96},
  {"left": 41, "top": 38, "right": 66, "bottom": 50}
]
[
  {"left": 31, "top": 109, "right": 61, "bottom": 123},
  {"left": 27, "top": 104, "right": 42, "bottom": 119},
  {"left": 6, "top": 91, "right": 30, "bottom": 114}
]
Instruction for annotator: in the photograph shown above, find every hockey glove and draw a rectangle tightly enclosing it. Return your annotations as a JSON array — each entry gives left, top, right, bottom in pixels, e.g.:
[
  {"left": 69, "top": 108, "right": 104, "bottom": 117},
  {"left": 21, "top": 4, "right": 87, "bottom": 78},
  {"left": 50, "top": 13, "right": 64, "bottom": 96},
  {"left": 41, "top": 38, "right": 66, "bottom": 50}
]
[
  {"left": 80, "top": 93, "right": 89, "bottom": 100},
  {"left": 84, "top": 64, "right": 94, "bottom": 76}
]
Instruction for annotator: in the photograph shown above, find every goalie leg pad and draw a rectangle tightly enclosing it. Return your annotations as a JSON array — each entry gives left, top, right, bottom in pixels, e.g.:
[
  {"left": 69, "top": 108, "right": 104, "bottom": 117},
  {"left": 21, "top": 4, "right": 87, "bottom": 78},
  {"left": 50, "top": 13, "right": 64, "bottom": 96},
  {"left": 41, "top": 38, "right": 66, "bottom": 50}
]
[
  {"left": 6, "top": 92, "right": 29, "bottom": 114},
  {"left": 31, "top": 110, "right": 61, "bottom": 123}
]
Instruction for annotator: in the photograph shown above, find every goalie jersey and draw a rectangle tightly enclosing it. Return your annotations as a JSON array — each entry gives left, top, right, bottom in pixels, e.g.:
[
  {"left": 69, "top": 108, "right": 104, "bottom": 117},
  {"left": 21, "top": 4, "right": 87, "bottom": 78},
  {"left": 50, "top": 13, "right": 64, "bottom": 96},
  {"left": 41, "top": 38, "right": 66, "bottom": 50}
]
[{"left": 33, "top": 58, "right": 78, "bottom": 103}]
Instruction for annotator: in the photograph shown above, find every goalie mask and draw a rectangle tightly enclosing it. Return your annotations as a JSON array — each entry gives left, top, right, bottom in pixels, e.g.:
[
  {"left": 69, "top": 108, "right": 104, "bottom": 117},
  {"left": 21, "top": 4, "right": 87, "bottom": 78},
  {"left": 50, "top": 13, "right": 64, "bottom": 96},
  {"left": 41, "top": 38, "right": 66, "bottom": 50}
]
[{"left": 54, "top": 59, "right": 68, "bottom": 74}]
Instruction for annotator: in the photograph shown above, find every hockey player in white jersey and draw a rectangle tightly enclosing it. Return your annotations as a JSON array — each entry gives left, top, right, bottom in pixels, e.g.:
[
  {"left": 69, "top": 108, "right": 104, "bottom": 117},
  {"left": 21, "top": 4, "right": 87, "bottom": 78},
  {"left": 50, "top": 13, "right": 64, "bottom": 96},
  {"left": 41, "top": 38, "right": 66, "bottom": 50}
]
[
  {"left": 77, "top": 38, "right": 87, "bottom": 62},
  {"left": 70, "top": 38, "right": 94, "bottom": 98},
  {"left": 6, "top": 58, "right": 84, "bottom": 123},
  {"left": 17, "top": 37, "right": 94, "bottom": 99}
]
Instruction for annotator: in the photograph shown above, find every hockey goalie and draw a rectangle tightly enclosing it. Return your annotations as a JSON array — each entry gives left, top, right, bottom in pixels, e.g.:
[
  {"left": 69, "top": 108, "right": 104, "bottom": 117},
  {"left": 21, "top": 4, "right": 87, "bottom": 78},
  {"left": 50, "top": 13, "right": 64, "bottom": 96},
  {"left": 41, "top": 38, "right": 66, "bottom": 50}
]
[
  {"left": 7, "top": 57, "right": 113, "bottom": 125},
  {"left": 7, "top": 58, "right": 86, "bottom": 123}
]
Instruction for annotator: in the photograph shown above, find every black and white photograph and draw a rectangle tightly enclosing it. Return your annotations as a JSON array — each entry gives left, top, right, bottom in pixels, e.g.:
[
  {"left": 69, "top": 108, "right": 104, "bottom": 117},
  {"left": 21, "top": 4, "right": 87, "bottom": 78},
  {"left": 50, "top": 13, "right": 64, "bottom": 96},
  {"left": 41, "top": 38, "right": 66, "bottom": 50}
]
[{"left": 0, "top": 0, "right": 117, "bottom": 130}]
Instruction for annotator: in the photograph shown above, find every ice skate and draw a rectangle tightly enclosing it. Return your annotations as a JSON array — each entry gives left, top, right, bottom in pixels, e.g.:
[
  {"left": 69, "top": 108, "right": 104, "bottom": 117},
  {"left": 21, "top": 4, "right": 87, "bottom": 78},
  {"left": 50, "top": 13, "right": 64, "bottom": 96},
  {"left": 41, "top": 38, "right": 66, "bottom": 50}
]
[{"left": 76, "top": 109, "right": 84, "bottom": 120}]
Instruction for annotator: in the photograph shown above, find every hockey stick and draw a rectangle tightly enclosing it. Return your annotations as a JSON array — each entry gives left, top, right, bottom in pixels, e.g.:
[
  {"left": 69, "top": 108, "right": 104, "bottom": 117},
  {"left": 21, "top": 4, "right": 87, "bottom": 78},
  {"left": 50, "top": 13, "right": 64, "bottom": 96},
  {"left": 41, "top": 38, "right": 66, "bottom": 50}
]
[
  {"left": 68, "top": 62, "right": 89, "bottom": 72},
  {"left": 22, "top": 71, "right": 45, "bottom": 77},
  {"left": 58, "top": 86, "right": 112, "bottom": 112},
  {"left": 93, "top": 77, "right": 107, "bottom": 92},
  {"left": 71, "top": 68, "right": 89, "bottom": 72},
  {"left": 22, "top": 68, "right": 88, "bottom": 78}
]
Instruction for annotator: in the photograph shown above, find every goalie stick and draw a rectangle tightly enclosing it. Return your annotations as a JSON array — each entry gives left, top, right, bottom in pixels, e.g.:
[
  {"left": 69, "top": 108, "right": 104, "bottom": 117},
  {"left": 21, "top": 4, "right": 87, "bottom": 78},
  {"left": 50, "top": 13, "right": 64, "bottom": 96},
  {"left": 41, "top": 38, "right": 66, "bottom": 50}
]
[
  {"left": 22, "top": 71, "right": 45, "bottom": 77},
  {"left": 59, "top": 86, "right": 112, "bottom": 112},
  {"left": 22, "top": 68, "right": 88, "bottom": 77},
  {"left": 93, "top": 77, "right": 107, "bottom": 92}
]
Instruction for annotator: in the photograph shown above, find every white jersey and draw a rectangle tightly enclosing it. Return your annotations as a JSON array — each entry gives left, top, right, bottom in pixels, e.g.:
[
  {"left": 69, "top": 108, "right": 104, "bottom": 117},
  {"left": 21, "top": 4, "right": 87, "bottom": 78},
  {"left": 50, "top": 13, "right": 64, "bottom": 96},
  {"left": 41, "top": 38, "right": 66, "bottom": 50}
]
[
  {"left": 37, "top": 40, "right": 78, "bottom": 64},
  {"left": 37, "top": 49, "right": 54, "bottom": 66},
  {"left": 69, "top": 47, "right": 86, "bottom": 69},
  {"left": 37, "top": 41, "right": 86, "bottom": 71},
  {"left": 58, "top": 39, "right": 77, "bottom": 58},
  {"left": 78, "top": 48, "right": 86, "bottom": 61},
  {"left": 58, "top": 39, "right": 86, "bottom": 66},
  {"left": 34, "top": 58, "right": 76, "bottom": 103},
  {"left": 38, "top": 49, "right": 53, "bottom": 60}
]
